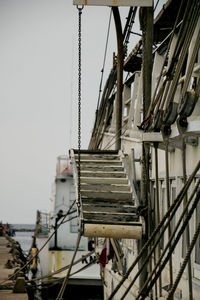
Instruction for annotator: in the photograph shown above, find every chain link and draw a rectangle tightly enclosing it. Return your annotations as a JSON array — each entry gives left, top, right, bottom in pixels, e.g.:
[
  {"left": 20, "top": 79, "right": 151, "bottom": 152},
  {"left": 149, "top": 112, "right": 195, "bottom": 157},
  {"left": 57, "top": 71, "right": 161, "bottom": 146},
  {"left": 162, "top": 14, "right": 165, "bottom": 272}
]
[{"left": 77, "top": 6, "right": 83, "bottom": 207}]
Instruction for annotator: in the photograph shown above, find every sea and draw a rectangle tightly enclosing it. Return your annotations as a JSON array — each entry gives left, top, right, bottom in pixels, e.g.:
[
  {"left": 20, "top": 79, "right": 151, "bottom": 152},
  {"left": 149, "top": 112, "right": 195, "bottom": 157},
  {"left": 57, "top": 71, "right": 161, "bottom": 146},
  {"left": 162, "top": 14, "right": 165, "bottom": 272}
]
[{"left": 12, "top": 224, "right": 103, "bottom": 300}]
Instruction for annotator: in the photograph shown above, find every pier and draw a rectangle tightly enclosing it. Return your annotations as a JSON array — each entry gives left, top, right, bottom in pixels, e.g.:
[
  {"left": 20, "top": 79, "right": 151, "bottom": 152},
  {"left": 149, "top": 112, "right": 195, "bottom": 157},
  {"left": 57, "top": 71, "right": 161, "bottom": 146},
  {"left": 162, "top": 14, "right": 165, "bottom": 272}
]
[{"left": 0, "top": 236, "right": 28, "bottom": 300}]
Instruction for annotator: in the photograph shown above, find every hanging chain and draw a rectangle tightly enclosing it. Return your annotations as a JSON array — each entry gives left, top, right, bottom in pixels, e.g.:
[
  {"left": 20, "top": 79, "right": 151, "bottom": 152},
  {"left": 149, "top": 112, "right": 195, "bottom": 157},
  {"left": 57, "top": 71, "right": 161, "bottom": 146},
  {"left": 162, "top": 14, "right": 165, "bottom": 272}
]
[{"left": 77, "top": 5, "right": 83, "bottom": 208}]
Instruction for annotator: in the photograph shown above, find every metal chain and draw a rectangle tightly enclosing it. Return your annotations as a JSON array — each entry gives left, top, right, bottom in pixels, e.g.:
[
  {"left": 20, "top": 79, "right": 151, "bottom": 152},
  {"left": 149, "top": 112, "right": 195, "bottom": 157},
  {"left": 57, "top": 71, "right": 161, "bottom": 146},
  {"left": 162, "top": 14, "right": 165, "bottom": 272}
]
[{"left": 77, "top": 5, "right": 83, "bottom": 207}]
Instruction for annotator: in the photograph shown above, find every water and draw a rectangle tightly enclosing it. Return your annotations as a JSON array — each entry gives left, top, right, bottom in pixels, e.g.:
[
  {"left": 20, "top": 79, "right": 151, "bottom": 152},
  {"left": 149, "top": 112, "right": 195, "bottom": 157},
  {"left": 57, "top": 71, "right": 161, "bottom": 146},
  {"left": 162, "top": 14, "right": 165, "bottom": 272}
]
[
  {"left": 13, "top": 229, "right": 103, "bottom": 300},
  {"left": 14, "top": 231, "right": 34, "bottom": 255}
]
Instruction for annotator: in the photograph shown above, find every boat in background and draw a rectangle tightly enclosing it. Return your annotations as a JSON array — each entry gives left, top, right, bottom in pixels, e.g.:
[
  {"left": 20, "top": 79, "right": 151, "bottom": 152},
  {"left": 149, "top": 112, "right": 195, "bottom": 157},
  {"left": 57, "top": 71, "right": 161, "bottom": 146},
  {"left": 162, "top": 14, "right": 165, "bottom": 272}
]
[{"left": 35, "top": 155, "right": 102, "bottom": 296}]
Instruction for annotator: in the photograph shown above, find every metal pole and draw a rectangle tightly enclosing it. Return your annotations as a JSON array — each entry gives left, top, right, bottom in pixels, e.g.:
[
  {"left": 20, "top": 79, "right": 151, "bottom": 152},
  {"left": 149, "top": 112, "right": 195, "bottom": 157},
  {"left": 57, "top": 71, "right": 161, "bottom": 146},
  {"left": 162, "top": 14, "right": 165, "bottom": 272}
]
[
  {"left": 112, "top": 7, "right": 123, "bottom": 151},
  {"left": 139, "top": 6, "right": 154, "bottom": 296}
]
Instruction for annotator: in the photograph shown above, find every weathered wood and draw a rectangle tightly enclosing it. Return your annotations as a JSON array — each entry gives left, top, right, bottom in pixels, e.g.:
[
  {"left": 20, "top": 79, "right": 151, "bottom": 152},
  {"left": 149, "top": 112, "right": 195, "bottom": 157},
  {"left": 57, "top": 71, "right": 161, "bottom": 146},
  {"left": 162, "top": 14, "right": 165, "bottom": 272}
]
[
  {"left": 80, "top": 165, "right": 124, "bottom": 172},
  {"left": 81, "top": 183, "right": 131, "bottom": 192},
  {"left": 83, "top": 199, "right": 134, "bottom": 206},
  {"left": 73, "top": 149, "right": 118, "bottom": 154},
  {"left": 73, "top": 0, "right": 153, "bottom": 7},
  {"left": 80, "top": 177, "right": 128, "bottom": 184},
  {"left": 79, "top": 160, "right": 122, "bottom": 165},
  {"left": 84, "top": 223, "right": 143, "bottom": 239},
  {"left": 82, "top": 204, "right": 137, "bottom": 213},
  {"left": 80, "top": 171, "right": 126, "bottom": 178},
  {"left": 81, "top": 191, "right": 132, "bottom": 200},
  {"left": 83, "top": 212, "right": 137, "bottom": 222},
  {"left": 75, "top": 154, "right": 120, "bottom": 160}
]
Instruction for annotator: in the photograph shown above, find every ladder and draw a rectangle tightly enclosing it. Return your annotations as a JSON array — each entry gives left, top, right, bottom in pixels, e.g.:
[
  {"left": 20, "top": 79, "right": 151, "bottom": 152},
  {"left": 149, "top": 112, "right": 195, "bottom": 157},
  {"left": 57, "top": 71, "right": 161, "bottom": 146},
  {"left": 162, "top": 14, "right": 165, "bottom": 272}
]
[{"left": 70, "top": 149, "right": 143, "bottom": 239}]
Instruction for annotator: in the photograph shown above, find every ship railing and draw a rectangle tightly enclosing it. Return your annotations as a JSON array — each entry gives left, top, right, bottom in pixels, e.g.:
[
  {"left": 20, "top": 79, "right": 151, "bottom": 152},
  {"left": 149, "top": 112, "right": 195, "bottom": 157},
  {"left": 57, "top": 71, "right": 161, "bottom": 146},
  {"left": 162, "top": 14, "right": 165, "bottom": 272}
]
[{"left": 35, "top": 210, "right": 50, "bottom": 237}]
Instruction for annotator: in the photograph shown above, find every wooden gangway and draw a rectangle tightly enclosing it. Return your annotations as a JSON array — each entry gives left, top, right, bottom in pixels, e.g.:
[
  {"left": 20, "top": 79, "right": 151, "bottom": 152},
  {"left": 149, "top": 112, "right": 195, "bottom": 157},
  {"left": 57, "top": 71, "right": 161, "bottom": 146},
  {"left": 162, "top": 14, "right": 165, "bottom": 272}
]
[{"left": 70, "top": 149, "right": 143, "bottom": 239}]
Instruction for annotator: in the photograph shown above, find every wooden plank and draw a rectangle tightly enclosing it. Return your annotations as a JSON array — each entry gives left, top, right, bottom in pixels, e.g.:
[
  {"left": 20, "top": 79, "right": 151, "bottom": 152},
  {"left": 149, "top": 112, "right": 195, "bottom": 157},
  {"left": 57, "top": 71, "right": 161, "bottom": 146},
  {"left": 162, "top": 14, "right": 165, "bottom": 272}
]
[
  {"left": 84, "top": 223, "right": 143, "bottom": 239},
  {"left": 73, "top": 149, "right": 118, "bottom": 154},
  {"left": 82, "top": 199, "right": 134, "bottom": 206},
  {"left": 78, "top": 160, "right": 122, "bottom": 165},
  {"left": 81, "top": 191, "right": 132, "bottom": 200},
  {"left": 80, "top": 165, "right": 124, "bottom": 172},
  {"left": 73, "top": 0, "right": 153, "bottom": 7},
  {"left": 75, "top": 154, "right": 119, "bottom": 160},
  {"left": 80, "top": 177, "right": 128, "bottom": 184},
  {"left": 81, "top": 183, "right": 130, "bottom": 192},
  {"left": 83, "top": 209, "right": 136, "bottom": 216},
  {"left": 82, "top": 197, "right": 132, "bottom": 203},
  {"left": 80, "top": 171, "right": 126, "bottom": 178},
  {"left": 83, "top": 212, "right": 138, "bottom": 224},
  {"left": 82, "top": 205, "right": 136, "bottom": 213}
]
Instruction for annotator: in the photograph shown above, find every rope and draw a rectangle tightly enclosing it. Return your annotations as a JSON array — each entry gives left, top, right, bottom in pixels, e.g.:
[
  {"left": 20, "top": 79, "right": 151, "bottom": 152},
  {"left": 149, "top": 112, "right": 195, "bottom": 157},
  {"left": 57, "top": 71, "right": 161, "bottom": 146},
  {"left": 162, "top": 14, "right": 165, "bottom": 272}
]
[
  {"left": 102, "top": 122, "right": 128, "bottom": 150},
  {"left": 97, "top": 8, "right": 112, "bottom": 110},
  {"left": 167, "top": 219, "right": 200, "bottom": 299},
  {"left": 137, "top": 187, "right": 200, "bottom": 300},
  {"left": 121, "top": 177, "right": 200, "bottom": 300},
  {"left": 28, "top": 250, "right": 95, "bottom": 283},
  {"left": 107, "top": 160, "right": 200, "bottom": 299},
  {"left": 0, "top": 200, "right": 76, "bottom": 286},
  {"left": 56, "top": 232, "right": 81, "bottom": 300}
]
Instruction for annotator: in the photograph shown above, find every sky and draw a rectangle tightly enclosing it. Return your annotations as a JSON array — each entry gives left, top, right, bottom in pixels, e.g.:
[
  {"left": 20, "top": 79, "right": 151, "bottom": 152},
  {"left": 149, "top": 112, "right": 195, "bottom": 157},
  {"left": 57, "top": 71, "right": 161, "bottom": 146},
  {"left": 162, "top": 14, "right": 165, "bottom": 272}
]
[{"left": 0, "top": 0, "right": 164, "bottom": 224}]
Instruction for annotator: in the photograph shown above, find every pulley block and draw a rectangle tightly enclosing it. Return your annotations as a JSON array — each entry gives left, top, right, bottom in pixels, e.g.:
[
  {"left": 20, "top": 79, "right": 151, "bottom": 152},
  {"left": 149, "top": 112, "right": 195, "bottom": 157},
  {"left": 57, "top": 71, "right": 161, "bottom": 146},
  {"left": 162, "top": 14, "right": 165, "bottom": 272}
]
[
  {"left": 178, "top": 90, "right": 197, "bottom": 118},
  {"left": 152, "top": 109, "right": 163, "bottom": 132},
  {"left": 163, "top": 102, "right": 178, "bottom": 125}
]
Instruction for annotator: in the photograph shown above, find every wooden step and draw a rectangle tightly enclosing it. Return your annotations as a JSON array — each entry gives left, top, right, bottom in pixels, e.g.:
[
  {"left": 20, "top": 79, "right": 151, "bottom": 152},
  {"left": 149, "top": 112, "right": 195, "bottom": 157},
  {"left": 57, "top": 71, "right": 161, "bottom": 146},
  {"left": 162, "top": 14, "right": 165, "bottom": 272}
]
[
  {"left": 75, "top": 154, "right": 120, "bottom": 160},
  {"left": 81, "top": 183, "right": 131, "bottom": 192},
  {"left": 77, "top": 159, "right": 122, "bottom": 165},
  {"left": 80, "top": 165, "right": 124, "bottom": 172},
  {"left": 80, "top": 177, "right": 129, "bottom": 184},
  {"left": 82, "top": 204, "right": 137, "bottom": 214},
  {"left": 80, "top": 171, "right": 126, "bottom": 178},
  {"left": 81, "top": 191, "right": 132, "bottom": 200},
  {"left": 83, "top": 212, "right": 138, "bottom": 224}
]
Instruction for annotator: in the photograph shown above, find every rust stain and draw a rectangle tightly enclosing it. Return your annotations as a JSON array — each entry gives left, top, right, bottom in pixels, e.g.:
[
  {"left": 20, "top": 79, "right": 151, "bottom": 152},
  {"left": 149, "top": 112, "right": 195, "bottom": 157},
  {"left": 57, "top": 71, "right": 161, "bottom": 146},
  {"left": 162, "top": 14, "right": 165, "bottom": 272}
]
[
  {"left": 112, "top": 0, "right": 118, "bottom": 6},
  {"left": 84, "top": 0, "right": 88, "bottom": 5}
]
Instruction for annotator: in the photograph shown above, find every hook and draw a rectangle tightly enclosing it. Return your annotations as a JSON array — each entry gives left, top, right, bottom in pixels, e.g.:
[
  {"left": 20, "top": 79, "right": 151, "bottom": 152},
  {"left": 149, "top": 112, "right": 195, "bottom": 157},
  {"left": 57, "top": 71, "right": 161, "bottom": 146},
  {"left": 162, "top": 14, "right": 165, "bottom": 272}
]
[{"left": 77, "top": 5, "right": 84, "bottom": 12}]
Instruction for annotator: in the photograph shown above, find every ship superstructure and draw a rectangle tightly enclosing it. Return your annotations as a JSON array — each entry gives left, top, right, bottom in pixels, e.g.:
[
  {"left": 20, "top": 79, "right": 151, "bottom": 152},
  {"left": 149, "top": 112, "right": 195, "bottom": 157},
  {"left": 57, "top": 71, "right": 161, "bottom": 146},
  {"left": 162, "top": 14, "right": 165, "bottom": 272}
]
[{"left": 70, "top": 0, "right": 200, "bottom": 299}]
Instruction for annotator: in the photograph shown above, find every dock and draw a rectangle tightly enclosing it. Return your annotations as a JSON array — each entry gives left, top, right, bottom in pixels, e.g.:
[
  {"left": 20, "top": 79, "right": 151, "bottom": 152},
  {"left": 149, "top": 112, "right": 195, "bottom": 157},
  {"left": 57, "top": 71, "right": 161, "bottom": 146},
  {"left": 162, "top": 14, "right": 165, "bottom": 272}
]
[{"left": 0, "top": 236, "right": 28, "bottom": 300}]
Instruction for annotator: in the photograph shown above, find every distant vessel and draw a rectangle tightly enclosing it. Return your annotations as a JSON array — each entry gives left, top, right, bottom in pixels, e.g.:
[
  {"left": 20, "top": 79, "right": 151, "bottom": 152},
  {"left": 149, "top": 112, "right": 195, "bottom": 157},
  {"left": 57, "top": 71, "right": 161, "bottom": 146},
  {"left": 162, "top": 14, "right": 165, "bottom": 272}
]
[{"left": 35, "top": 155, "right": 102, "bottom": 296}]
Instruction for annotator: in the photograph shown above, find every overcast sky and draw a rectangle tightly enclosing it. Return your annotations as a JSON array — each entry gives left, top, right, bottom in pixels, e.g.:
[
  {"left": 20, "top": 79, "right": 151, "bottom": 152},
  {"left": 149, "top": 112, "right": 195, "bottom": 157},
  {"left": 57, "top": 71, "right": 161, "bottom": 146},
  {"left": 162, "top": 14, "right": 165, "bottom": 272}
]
[{"left": 0, "top": 0, "right": 164, "bottom": 224}]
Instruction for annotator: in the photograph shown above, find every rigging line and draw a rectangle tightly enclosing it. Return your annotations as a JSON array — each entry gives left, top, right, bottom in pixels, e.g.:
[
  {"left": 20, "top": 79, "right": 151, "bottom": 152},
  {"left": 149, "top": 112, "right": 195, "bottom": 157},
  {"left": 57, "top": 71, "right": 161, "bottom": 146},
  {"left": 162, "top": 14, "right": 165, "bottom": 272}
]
[
  {"left": 107, "top": 160, "right": 200, "bottom": 300},
  {"left": 36, "top": 259, "right": 96, "bottom": 288},
  {"left": 154, "top": 0, "right": 160, "bottom": 12},
  {"left": 122, "top": 177, "right": 200, "bottom": 300},
  {"left": 181, "top": 137, "right": 193, "bottom": 300},
  {"left": 0, "top": 200, "right": 76, "bottom": 287},
  {"left": 141, "top": 0, "right": 185, "bottom": 125},
  {"left": 97, "top": 8, "right": 112, "bottom": 110},
  {"left": 166, "top": 219, "right": 200, "bottom": 300},
  {"left": 137, "top": 186, "right": 200, "bottom": 300},
  {"left": 56, "top": 232, "right": 81, "bottom": 300},
  {"left": 27, "top": 250, "right": 95, "bottom": 283},
  {"left": 165, "top": 139, "right": 173, "bottom": 290},
  {"left": 102, "top": 122, "right": 128, "bottom": 150},
  {"left": 154, "top": 143, "right": 162, "bottom": 297}
]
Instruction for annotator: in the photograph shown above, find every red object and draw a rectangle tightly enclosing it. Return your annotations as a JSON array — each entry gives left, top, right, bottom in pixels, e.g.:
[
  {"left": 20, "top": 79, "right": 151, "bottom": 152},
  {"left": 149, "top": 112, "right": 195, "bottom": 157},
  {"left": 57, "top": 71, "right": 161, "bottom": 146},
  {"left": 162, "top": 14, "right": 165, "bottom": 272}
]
[{"left": 99, "top": 240, "right": 114, "bottom": 267}]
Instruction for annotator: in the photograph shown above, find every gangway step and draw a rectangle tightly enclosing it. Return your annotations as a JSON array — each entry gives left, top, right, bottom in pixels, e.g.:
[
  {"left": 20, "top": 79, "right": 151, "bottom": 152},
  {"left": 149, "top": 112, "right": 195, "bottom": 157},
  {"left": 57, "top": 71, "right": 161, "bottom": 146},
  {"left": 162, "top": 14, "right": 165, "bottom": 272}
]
[{"left": 70, "top": 148, "right": 143, "bottom": 239}]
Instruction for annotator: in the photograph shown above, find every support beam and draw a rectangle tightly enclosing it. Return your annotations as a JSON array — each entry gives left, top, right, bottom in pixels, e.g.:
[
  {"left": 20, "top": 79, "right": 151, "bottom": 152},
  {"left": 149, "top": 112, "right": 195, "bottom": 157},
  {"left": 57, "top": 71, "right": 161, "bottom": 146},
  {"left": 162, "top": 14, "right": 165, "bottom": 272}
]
[
  {"left": 112, "top": 6, "right": 123, "bottom": 150},
  {"left": 73, "top": 0, "right": 153, "bottom": 7}
]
